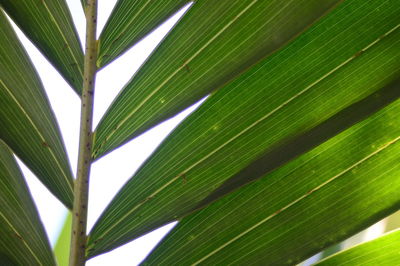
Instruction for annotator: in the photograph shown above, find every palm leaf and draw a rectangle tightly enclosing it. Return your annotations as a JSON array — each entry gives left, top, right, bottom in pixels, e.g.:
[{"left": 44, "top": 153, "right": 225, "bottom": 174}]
[
  {"left": 92, "top": 0, "right": 343, "bottom": 159},
  {"left": 0, "top": 10, "right": 74, "bottom": 209},
  {"left": 0, "top": 0, "right": 84, "bottom": 94},
  {"left": 54, "top": 212, "right": 71, "bottom": 266},
  {"left": 97, "top": 0, "right": 190, "bottom": 68},
  {"left": 142, "top": 99, "right": 400, "bottom": 265},
  {"left": 0, "top": 141, "right": 56, "bottom": 266},
  {"left": 87, "top": 0, "right": 400, "bottom": 257},
  {"left": 315, "top": 230, "right": 400, "bottom": 265},
  {"left": 80, "top": 0, "right": 86, "bottom": 10}
]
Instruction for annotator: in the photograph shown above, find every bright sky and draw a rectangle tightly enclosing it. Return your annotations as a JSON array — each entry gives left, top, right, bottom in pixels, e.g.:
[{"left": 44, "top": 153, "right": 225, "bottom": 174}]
[{"left": 12, "top": 1, "right": 196, "bottom": 265}]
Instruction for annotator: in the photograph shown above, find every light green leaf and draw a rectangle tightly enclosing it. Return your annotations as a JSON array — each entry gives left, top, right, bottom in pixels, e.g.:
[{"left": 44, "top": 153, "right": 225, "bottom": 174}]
[
  {"left": 54, "top": 212, "right": 71, "bottom": 266},
  {"left": 0, "top": 141, "right": 56, "bottom": 266},
  {"left": 93, "top": 0, "right": 343, "bottom": 159},
  {"left": 142, "top": 99, "right": 400, "bottom": 265},
  {"left": 0, "top": 10, "right": 74, "bottom": 209},
  {"left": 87, "top": 0, "right": 400, "bottom": 257},
  {"left": 315, "top": 230, "right": 400, "bottom": 266},
  {"left": 97, "top": 0, "right": 190, "bottom": 68},
  {"left": 0, "top": 0, "right": 84, "bottom": 94}
]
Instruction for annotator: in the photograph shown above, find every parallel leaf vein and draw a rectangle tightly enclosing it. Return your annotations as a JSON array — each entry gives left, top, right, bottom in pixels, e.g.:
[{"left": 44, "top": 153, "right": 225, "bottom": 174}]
[
  {"left": 41, "top": 0, "right": 83, "bottom": 75},
  {"left": 0, "top": 211, "right": 42, "bottom": 265},
  {"left": 0, "top": 79, "right": 73, "bottom": 195},
  {"left": 94, "top": 0, "right": 260, "bottom": 153},
  {"left": 91, "top": 23, "right": 399, "bottom": 243},
  {"left": 192, "top": 135, "right": 400, "bottom": 265}
]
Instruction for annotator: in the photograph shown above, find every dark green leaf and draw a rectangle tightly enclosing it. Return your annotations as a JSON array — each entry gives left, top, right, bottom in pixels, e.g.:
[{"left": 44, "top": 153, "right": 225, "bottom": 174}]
[
  {"left": 198, "top": 79, "right": 400, "bottom": 209},
  {"left": 87, "top": 0, "right": 400, "bottom": 257},
  {"left": 0, "top": 0, "right": 84, "bottom": 94},
  {"left": 80, "top": 0, "right": 86, "bottom": 10},
  {"left": 0, "top": 10, "right": 74, "bottom": 209},
  {"left": 97, "top": 0, "right": 190, "bottom": 68},
  {"left": 0, "top": 141, "right": 56, "bottom": 266},
  {"left": 316, "top": 230, "right": 400, "bottom": 265},
  {"left": 142, "top": 99, "right": 400, "bottom": 265},
  {"left": 93, "top": 0, "right": 343, "bottom": 159}
]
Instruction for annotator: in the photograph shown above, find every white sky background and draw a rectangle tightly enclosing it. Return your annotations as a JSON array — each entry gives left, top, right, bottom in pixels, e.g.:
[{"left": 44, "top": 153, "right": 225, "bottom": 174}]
[{"left": 12, "top": 1, "right": 196, "bottom": 265}]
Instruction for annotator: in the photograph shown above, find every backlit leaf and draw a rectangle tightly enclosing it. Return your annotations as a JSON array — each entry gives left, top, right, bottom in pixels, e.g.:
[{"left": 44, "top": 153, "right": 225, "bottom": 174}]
[
  {"left": 0, "top": 10, "right": 74, "bottom": 209},
  {"left": 87, "top": 0, "right": 400, "bottom": 257},
  {"left": 316, "top": 230, "right": 400, "bottom": 266},
  {"left": 0, "top": 0, "right": 84, "bottom": 94},
  {"left": 97, "top": 0, "right": 190, "bottom": 68},
  {"left": 93, "top": 0, "right": 343, "bottom": 159},
  {"left": 0, "top": 141, "right": 56, "bottom": 266},
  {"left": 142, "top": 99, "right": 400, "bottom": 265}
]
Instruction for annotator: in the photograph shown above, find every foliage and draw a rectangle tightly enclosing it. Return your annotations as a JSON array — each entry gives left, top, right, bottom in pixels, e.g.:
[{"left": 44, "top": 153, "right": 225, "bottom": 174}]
[{"left": 0, "top": 0, "right": 399, "bottom": 265}]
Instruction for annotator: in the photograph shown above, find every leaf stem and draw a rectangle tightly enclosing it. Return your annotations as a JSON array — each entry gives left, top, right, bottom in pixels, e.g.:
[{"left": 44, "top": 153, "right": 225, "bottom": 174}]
[{"left": 69, "top": 0, "right": 97, "bottom": 265}]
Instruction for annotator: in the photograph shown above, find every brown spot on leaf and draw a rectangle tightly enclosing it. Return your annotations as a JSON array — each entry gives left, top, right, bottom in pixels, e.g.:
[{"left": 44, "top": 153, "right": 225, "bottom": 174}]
[
  {"left": 180, "top": 173, "right": 187, "bottom": 184},
  {"left": 42, "top": 142, "right": 50, "bottom": 148},
  {"left": 353, "top": 50, "right": 364, "bottom": 58},
  {"left": 378, "top": 34, "right": 386, "bottom": 41},
  {"left": 183, "top": 63, "right": 191, "bottom": 73}
]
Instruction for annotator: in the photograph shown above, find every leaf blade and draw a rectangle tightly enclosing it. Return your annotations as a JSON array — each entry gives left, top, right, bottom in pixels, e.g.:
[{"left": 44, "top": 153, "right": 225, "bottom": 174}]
[
  {"left": 0, "top": 0, "right": 84, "bottom": 94},
  {"left": 54, "top": 212, "right": 71, "bottom": 266},
  {"left": 93, "top": 0, "right": 344, "bottom": 159},
  {"left": 315, "top": 230, "right": 400, "bottom": 266},
  {"left": 0, "top": 141, "right": 56, "bottom": 266},
  {"left": 0, "top": 10, "right": 74, "bottom": 209},
  {"left": 97, "top": 0, "right": 190, "bottom": 68},
  {"left": 142, "top": 99, "right": 400, "bottom": 265},
  {"left": 87, "top": 0, "right": 400, "bottom": 257}
]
